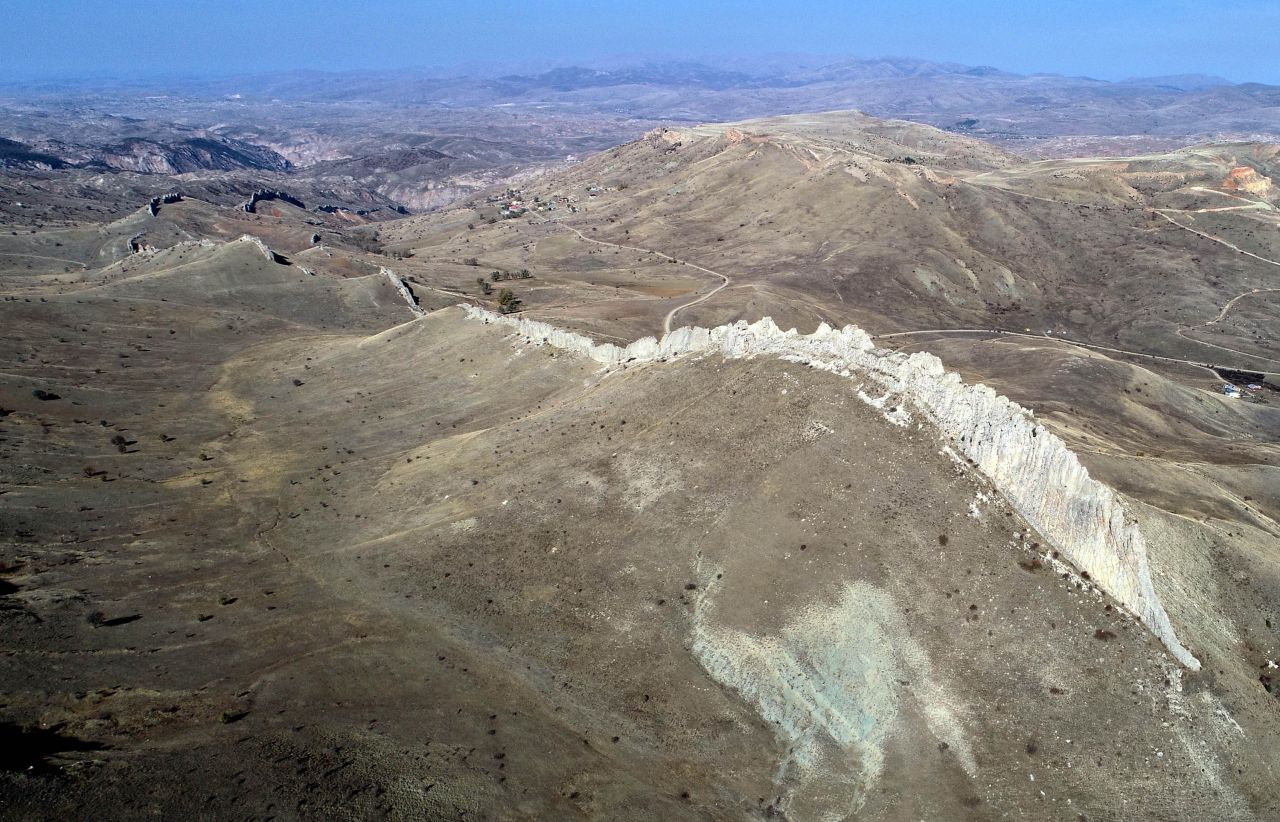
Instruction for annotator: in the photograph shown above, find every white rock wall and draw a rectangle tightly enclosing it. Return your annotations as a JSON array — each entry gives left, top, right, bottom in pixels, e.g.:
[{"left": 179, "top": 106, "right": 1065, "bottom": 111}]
[
  {"left": 462, "top": 305, "right": 1199, "bottom": 669},
  {"left": 382, "top": 267, "right": 426, "bottom": 317},
  {"left": 235, "top": 234, "right": 280, "bottom": 263}
]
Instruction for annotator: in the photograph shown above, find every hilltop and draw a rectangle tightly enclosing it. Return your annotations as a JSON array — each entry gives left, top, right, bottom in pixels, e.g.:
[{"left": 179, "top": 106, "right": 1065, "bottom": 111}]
[{"left": 387, "top": 111, "right": 1278, "bottom": 361}]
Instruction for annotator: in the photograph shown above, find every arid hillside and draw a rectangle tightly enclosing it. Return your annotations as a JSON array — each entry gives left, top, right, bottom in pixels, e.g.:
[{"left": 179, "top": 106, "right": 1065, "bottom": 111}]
[
  {"left": 1, "top": 111, "right": 1277, "bottom": 819},
  {"left": 386, "top": 111, "right": 1279, "bottom": 368}
]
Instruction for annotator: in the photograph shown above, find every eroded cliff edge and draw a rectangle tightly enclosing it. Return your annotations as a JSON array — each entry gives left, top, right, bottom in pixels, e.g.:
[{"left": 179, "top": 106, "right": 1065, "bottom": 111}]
[{"left": 462, "top": 305, "right": 1200, "bottom": 670}]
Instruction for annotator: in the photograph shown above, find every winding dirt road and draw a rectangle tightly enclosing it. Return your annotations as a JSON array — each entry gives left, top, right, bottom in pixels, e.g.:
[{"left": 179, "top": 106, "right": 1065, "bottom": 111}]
[
  {"left": 1173, "top": 287, "right": 1280, "bottom": 362},
  {"left": 555, "top": 224, "right": 732, "bottom": 334},
  {"left": 1154, "top": 210, "right": 1280, "bottom": 269},
  {"left": 0, "top": 251, "right": 89, "bottom": 268},
  {"left": 540, "top": 207, "right": 1277, "bottom": 369},
  {"left": 1152, "top": 210, "right": 1279, "bottom": 364},
  {"left": 875, "top": 327, "right": 1279, "bottom": 371},
  {"left": 1198, "top": 288, "right": 1280, "bottom": 326}
]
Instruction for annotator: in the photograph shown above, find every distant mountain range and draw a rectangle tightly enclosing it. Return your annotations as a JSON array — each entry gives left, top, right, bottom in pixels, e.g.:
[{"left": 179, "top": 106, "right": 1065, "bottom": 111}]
[
  {"left": 1, "top": 55, "right": 1275, "bottom": 213},
  {"left": 0, "top": 133, "right": 290, "bottom": 174},
  {"left": 6, "top": 56, "right": 1272, "bottom": 144}
]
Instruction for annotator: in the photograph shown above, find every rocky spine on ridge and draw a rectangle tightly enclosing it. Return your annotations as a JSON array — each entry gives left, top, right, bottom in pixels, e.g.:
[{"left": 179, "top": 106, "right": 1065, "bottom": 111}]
[
  {"left": 242, "top": 189, "right": 306, "bottom": 213},
  {"left": 235, "top": 234, "right": 289, "bottom": 265},
  {"left": 383, "top": 267, "right": 425, "bottom": 316},
  {"left": 463, "top": 304, "right": 1200, "bottom": 670},
  {"left": 146, "top": 191, "right": 182, "bottom": 216}
]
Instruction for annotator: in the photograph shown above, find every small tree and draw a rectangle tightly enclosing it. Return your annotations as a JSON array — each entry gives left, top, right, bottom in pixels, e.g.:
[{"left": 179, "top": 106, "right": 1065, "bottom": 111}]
[
  {"left": 497, "top": 289, "right": 521, "bottom": 314},
  {"left": 490, "top": 271, "right": 502, "bottom": 282},
  {"left": 476, "top": 277, "right": 493, "bottom": 296}
]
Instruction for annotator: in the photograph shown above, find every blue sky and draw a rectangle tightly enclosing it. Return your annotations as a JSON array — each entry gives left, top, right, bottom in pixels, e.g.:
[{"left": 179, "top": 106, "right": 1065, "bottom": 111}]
[{"left": 1, "top": 0, "right": 1277, "bottom": 83}]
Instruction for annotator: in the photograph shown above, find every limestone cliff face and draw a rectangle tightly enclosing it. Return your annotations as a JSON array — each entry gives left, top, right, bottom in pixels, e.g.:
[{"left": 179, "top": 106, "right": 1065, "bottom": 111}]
[{"left": 463, "top": 305, "right": 1200, "bottom": 669}]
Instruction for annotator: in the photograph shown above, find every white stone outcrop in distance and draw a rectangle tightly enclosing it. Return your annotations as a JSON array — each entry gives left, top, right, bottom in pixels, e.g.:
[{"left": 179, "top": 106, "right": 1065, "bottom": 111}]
[
  {"left": 463, "top": 304, "right": 1200, "bottom": 669},
  {"left": 235, "top": 234, "right": 281, "bottom": 263},
  {"left": 383, "top": 267, "right": 425, "bottom": 317}
]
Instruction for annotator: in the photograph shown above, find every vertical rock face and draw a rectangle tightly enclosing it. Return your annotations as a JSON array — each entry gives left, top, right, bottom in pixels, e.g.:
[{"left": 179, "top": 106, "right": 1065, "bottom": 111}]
[
  {"left": 462, "top": 305, "right": 1199, "bottom": 669},
  {"left": 146, "top": 191, "right": 182, "bottom": 216},
  {"left": 382, "top": 268, "right": 425, "bottom": 317},
  {"left": 242, "top": 189, "right": 305, "bottom": 213},
  {"left": 127, "top": 233, "right": 152, "bottom": 254}
]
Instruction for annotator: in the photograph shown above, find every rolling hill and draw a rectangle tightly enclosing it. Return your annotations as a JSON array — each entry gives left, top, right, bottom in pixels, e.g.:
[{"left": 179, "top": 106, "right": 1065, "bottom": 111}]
[{"left": 0, "top": 109, "right": 1277, "bottom": 819}]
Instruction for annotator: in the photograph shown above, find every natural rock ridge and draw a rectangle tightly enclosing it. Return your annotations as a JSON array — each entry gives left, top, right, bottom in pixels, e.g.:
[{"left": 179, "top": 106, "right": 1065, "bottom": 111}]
[
  {"left": 382, "top": 267, "right": 425, "bottom": 317},
  {"left": 461, "top": 304, "right": 1200, "bottom": 669},
  {"left": 127, "top": 232, "right": 153, "bottom": 254},
  {"left": 235, "top": 234, "right": 288, "bottom": 265},
  {"left": 146, "top": 191, "right": 182, "bottom": 217},
  {"left": 242, "top": 189, "right": 305, "bottom": 214}
]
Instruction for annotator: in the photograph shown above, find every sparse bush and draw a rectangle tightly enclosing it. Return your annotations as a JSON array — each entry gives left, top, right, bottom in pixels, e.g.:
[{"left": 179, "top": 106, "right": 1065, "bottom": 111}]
[{"left": 349, "top": 230, "right": 383, "bottom": 254}]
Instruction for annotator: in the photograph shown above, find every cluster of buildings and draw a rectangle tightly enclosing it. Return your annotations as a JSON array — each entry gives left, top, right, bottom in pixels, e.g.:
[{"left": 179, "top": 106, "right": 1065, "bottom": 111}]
[{"left": 485, "top": 184, "right": 619, "bottom": 219}]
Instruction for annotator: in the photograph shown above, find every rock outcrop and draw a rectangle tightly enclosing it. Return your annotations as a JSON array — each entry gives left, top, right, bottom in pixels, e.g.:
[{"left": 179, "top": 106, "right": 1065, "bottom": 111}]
[
  {"left": 146, "top": 191, "right": 182, "bottom": 217},
  {"left": 235, "top": 234, "right": 288, "bottom": 265},
  {"left": 127, "top": 233, "right": 153, "bottom": 254},
  {"left": 242, "top": 189, "right": 305, "bottom": 214},
  {"left": 463, "top": 305, "right": 1200, "bottom": 669},
  {"left": 1222, "top": 166, "right": 1274, "bottom": 197},
  {"left": 315, "top": 204, "right": 408, "bottom": 217},
  {"left": 382, "top": 268, "right": 424, "bottom": 317}
]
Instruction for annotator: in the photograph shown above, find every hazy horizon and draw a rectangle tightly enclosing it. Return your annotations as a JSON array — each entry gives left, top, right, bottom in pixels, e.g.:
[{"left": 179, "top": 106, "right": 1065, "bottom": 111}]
[
  {"left": 2, "top": 0, "right": 1278, "bottom": 86},
  {"left": 0, "top": 53, "right": 1258, "bottom": 90}
]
